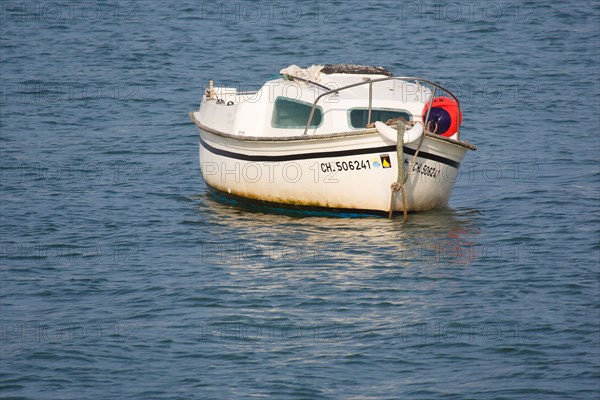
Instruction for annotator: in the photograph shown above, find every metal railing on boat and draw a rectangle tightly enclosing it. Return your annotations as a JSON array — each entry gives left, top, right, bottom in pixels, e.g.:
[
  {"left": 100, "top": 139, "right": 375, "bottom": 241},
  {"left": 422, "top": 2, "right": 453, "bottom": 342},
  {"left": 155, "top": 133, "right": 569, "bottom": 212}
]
[{"left": 302, "top": 76, "right": 462, "bottom": 140}]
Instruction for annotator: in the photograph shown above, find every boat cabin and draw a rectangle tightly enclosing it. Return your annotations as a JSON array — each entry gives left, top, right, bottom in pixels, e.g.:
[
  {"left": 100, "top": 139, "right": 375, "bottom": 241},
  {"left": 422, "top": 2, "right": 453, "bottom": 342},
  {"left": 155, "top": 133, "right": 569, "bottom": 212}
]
[{"left": 196, "top": 65, "right": 434, "bottom": 137}]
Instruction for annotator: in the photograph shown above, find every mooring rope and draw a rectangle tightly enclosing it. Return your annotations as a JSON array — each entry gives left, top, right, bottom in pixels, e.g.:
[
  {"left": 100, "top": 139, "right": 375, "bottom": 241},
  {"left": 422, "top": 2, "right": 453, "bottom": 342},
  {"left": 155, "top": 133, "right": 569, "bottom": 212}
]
[
  {"left": 390, "top": 121, "right": 436, "bottom": 220},
  {"left": 389, "top": 122, "right": 408, "bottom": 221}
]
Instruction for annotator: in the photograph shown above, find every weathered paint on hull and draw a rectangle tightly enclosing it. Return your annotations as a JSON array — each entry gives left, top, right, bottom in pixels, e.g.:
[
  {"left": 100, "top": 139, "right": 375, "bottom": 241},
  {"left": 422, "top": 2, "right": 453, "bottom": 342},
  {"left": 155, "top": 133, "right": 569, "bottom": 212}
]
[{"left": 198, "top": 129, "right": 468, "bottom": 213}]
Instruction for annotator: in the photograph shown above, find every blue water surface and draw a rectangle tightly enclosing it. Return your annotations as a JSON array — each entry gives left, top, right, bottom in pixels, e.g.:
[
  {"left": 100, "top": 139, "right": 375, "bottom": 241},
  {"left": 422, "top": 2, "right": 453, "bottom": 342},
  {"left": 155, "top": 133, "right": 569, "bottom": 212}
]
[{"left": 1, "top": 1, "right": 599, "bottom": 399}]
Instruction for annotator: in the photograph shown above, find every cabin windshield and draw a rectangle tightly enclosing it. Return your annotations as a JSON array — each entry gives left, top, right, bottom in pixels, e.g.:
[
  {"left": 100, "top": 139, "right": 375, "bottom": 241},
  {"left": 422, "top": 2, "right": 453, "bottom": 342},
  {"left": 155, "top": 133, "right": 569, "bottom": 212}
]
[
  {"left": 349, "top": 109, "right": 411, "bottom": 129},
  {"left": 271, "top": 97, "right": 323, "bottom": 129}
]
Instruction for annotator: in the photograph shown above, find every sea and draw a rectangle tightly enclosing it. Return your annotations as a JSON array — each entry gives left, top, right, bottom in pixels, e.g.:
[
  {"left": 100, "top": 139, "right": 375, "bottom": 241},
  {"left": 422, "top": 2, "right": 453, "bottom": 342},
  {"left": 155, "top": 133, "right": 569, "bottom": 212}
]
[{"left": 1, "top": 1, "right": 599, "bottom": 399}]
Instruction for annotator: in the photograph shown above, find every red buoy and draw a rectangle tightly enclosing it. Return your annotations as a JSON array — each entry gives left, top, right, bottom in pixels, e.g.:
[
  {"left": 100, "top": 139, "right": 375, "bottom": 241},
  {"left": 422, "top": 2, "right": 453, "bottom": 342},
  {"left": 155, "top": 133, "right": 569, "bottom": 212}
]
[{"left": 422, "top": 97, "right": 462, "bottom": 137}]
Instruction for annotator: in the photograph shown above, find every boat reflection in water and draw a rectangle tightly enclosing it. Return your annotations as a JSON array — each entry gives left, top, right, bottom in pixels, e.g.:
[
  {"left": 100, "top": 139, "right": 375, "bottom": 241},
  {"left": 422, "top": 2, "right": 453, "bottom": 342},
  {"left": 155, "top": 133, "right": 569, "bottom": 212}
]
[{"left": 192, "top": 192, "right": 483, "bottom": 270}]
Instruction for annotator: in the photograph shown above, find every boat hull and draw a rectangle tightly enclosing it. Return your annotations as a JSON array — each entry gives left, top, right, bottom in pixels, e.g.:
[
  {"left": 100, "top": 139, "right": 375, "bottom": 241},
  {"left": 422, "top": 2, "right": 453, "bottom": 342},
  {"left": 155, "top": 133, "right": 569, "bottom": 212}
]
[{"left": 197, "top": 127, "right": 468, "bottom": 213}]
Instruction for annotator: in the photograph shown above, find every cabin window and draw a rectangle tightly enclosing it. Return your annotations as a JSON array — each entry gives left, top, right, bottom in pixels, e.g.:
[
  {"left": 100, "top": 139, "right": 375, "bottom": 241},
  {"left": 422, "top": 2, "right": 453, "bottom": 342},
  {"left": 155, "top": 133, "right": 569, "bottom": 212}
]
[
  {"left": 349, "top": 109, "right": 411, "bottom": 128},
  {"left": 271, "top": 97, "right": 323, "bottom": 129}
]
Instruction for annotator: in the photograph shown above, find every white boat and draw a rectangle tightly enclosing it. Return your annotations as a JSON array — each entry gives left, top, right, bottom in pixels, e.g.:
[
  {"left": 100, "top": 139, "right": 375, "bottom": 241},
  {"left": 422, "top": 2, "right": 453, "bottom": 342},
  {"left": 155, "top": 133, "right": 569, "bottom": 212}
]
[{"left": 189, "top": 64, "right": 476, "bottom": 216}]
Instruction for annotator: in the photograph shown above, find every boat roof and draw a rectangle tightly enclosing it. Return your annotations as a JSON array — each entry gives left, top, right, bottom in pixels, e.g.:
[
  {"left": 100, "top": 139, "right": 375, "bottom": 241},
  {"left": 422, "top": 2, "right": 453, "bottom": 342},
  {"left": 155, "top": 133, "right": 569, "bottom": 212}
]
[{"left": 320, "top": 64, "right": 392, "bottom": 76}]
